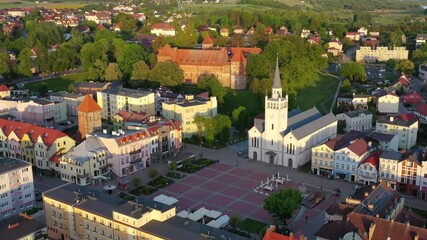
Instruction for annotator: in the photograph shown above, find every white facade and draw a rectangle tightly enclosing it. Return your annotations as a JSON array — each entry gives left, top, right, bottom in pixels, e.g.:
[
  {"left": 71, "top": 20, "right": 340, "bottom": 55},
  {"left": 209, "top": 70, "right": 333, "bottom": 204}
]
[
  {"left": 336, "top": 110, "right": 372, "bottom": 132},
  {"left": 50, "top": 92, "right": 85, "bottom": 116},
  {"left": 419, "top": 63, "right": 427, "bottom": 81},
  {"left": 333, "top": 139, "right": 370, "bottom": 182},
  {"left": 248, "top": 60, "right": 337, "bottom": 168},
  {"left": 356, "top": 46, "right": 408, "bottom": 62},
  {"left": 377, "top": 93, "right": 399, "bottom": 114},
  {"left": 376, "top": 115, "right": 418, "bottom": 149},
  {"left": 0, "top": 158, "right": 34, "bottom": 220},
  {"left": 379, "top": 151, "right": 401, "bottom": 189},
  {"left": 358, "top": 27, "right": 368, "bottom": 36},
  {"left": 357, "top": 161, "right": 378, "bottom": 185}
]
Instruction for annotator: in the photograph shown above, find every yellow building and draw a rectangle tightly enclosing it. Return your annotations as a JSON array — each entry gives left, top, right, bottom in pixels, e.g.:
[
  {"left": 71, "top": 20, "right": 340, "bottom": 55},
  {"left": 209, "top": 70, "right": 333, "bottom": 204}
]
[
  {"left": 356, "top": 46, "right": 408, "bottom": 62},
  {"left": 311, "top": 141, "right": 335, "bottom": 176},
  {"left": 43, "top": 183, "right": 247, "bottom": 240},
  {"left": 97, "top": 86, "right": 155, "bottom": 120},
  {"left": 162, "top": 94, "right": 217, "bottom": 137},
  {"left": 0, "top": 84, "right": 10, "bottom": 99}
]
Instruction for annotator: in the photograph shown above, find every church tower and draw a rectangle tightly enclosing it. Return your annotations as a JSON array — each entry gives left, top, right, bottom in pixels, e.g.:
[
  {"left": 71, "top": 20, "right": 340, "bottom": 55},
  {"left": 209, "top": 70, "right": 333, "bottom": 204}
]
[
  {"left": 78, "top": 95, "right": 102, "bottom": 139},
  {"left": 264, "top": 57, "right": 288, "bottom": 138}
]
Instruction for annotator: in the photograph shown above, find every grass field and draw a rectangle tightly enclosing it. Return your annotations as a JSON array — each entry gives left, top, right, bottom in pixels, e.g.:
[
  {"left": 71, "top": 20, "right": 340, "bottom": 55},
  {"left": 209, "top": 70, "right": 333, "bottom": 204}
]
[
  {"left": 0, "top": 0, "right": 88, "bottom": 9},
  {"left": 239, "top": 218, "right": 268, "bottom": 234},
  {"left": 25, "top": 73, "right": 86, "bottom": 93},
  {"left": 220, "top": 89, "right": 264, "bottom": 116},
  {"left": 297, "top": 73, "right": 339, "bottom": 114}
]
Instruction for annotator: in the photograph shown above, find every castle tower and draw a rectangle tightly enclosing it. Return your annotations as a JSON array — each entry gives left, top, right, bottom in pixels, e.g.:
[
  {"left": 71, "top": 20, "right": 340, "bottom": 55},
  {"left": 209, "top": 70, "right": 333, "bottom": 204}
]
[{"left": 77, "top": 95, "right": 102, "bottom": 139}]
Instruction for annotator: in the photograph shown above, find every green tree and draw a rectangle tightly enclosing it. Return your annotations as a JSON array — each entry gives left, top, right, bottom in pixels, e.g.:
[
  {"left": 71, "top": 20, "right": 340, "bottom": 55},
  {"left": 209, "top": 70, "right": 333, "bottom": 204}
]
[
  {"left": 250, "top": 78, "right": 273, "bottom": 96},
  {"left": 132, "top": 177, "right": 142, "bottom": 187},
  {"left": 395, "top": 59, "right": 414, "bottom": 74},
  {"left": 150, "top": 60, "right": 184, "bottom": 87},
  {"left": 131, "top": 60, "right": 150, "bottom": 80},
  {"left": 340, "top": 62, "right": 366, "bottom": 83},
  {"left": 340, "top": 79, "right": 352, "bottom": 93},
  {"left": 214, "top": 114, "right": 232, "bottom": 146},
  {"left": 115, "top": 43, "right": 145, "bottom": 79},
  {"left": 0, "top": 57, "right": 10, "bottom": 79},
  {"left": 17, "top": 48, "right": 33, "bottom": 77},
  {"left": 194, "top": 115, "right": 206, "bottom": 145},
  {"left": 105, "top": 63, "right": 123, "bottom": 81},
  {"left": 229, "top": 215, "right": 241, "bottom": 230},
  {"left": 148, "top": 168, "right": 159, "bottom": 181},
  {"left": 114, "top": 13, "right": 137, "bottom": 33},
  {"left": 80, "top": 42, "right": 108, "bottom": 71},
  {"left": 264, "top": 188, "right": 302, "bottom": 225},
  {"left": 413, "top": 44, "right": 427, "bottom": 62},
  {"left": 385, "top": 59, "right": 396, "bottom": 72},
  {"left": 232, "top": 106, "right": 248, "bottom": 132},
  {"left": 169, "top": 161, "right": 178, "bottom": 171},
  {"left": 337, "top": 120, "right": 347, "bottom": 134},
  {"left": 27, "top": 21, "right": 63, "bottom": 48},
  {"left": 87, "top": 59, "right": 107, "bottom": 81},
  {"left": 197, "top": 76, "right": 227, "bottom": 103},
  {"left": 389, "top": 30, "right": 404, "bottom": 46}
]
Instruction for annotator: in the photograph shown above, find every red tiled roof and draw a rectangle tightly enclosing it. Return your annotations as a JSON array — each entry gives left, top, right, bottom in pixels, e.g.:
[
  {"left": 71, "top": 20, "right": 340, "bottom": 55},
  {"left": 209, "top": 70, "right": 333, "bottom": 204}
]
[
  {"left": 0, "top": 84, "right": 9, "bottom": 91},
  {"left": 0, "top": 119, "right": 69, "bottom": 149},
  {"left": 77, "top": 95, "right": 101, "bottom": 113},
  {"left": 399, "top": 113, "right": 418, "bottom": 122},
  {"left": 360, "top": 151, "right": 381, "bottom": 170},
  {"left": 151, "top": 22, "right": 175, "bottom": 31},
  {"left": 403, "top": 90, "right": 423, "bottom": 104},
  {"left": 202, "top": 33, "right": 213, "bottom": 45},
  {"left": 347, "top": 139, "right": 369, "bottom": 157},
  {"left": 416, "top": 104, "right": 427, "bottom": 116},
  {"left": 392, "top": 74, "right": 411, "bottom": 88},
  {"left": 117, "top": 110, "right": 148, "bottom": 122}
]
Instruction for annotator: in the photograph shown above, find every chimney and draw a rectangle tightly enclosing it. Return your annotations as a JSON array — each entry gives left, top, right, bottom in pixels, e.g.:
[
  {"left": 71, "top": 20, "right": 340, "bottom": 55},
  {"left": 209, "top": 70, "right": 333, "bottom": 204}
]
[
  {"left": 390, "top": 116, "right": 394, "bottom": 122},
  {"left": 372, "top": 184, "right": 376, "bottom": 190},
  {"left": 365, "top": 192, "right": 369, "bottom": 197},
  {"left": 414, "top": 233, "right": 420, "bottom": 240},
  {"left": 369, "top": 222, "right": 376, "bottom": 240},
  {"left": 289, "top": 232, "right": 294, "bottom": 240},
  {"left": 368, "top": 203, "right": 374, "bottom": 210}
]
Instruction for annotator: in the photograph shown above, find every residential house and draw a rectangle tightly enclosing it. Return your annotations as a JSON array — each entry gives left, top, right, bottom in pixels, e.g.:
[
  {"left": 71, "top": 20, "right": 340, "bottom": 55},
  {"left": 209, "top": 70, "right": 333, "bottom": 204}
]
[
  {"left": 84, "top": 11, "right": 112, "bottom": 25},
  {"left": 369, "top": 31, "right": 380, "bottom": 37},
  {"left": 154, "top": 86, "right": 184, "bottom": 114},
  {"left": 403, "top": 90, "right": 423, "bottom": 105},
  {"left": 357, "top": 151, "right": 380, "bottom": 185},
  {"left": 327, "top": 39, "right": 343, "bottom": 56},
  {"left": 96, "top": 86, "right": 156, "bottom": 120},
  {"left": 333, "top": 138, "right": 371, "bottom": 182},
  {"left": 263, "top": 226, "right": 307, "bottom": 240},
  {"left": 376, "top": 91, "right": 399, "bottom": 114},
  {"left": 352, "top": 95, "right": 370, "bottom": 110},
  {"left": 397, "top": 147, "right": 426, "bottom": 197},
  {"left": 376, "top": 114, "right": 418, "bottom": 149},
  {"left": 0, "top": 158, "right": 35, "bottom": 220},
  {"left": 391, "top": 74, "right": 412, "bottom": 93},
  {"left": 356, "top": 46, "right": 408, "bottom": 62},
  {"left": 308, "top": 35, "right": 321, "bottom": 44},
  {"left": 345, "top": 32, "right": 360, "bottom": 41},
  {"left": 233, "top": 26, "right": 244, "bottom": 34},
  {"left": 150, "top": 22, "right": 176, "bottom": 36},
  {"left": 219, "top": 27, "right": 229, "bottom": 37},
  {"left": 336, "top": 109, "right": 373, "bottom": 132},
  {"left": 419, "top": 63, "right": 427, "bottom": 81},
  {"left": 370, "top": 132, "right": 398, "bottom": 151},
  {"left": 7, "top": 8, "right": 27, "bottom": 17},
  {"left": 416, "top": 33, "right": 427, "bottom": 48},
  {"left": 49, "top": 92, "right": 86, "bottom": 116},
  {"left": 157, "top": 43, "right": 261, "bottom": 90},
  {"left": 415, "top": 104, "right": 427, "bottom": 123},
  {"left": 113, "top": 111, "right": 157, "bottom": 132},
  {"left": 59, "top": 136, "right": 111, "bottom": 186},
  {"left": 43, "top": 183, "right": 246, "bottom": 240},
  {"left": 162, "top": 94, "right": 217, "bottom": 137},
  {"left": 0, "top": 84, "right": 10, "bottom": 99},
  {"left": 379, "top": 150, "right": 402, "bottom": 189},
  {"left": 357, "top": 27, "right": 368, "bottom": 36},
  {"left": 300, "top": 29, "right": 310, "bottom": 38},
  {"left": 0, "top": 213, "right": 47, "bottom": 240},
  {"left": 276, "top": 26, "right": 288, "bottom": 36}
]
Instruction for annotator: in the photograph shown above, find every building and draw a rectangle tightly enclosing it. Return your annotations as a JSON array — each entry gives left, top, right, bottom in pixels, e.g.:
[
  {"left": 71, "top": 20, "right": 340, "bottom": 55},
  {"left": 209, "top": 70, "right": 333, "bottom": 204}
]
[
  {"left": 77, "top": 95, "right": 102, "bottom": 138},
  {"left": 248, "top": 60, "right": 337, "bottom": 168},
  {"left": 50, "top": 92, "right": 85, "bottom": 116},
  {"left": 59, "top": 136, "right": 111, "bottom": 186},
  {"left": 379, "top": 150, "right": 402, "bottom": 189},
  {"left": 73, "top": 81, "right": 120, "bottom": 97},
  {"left": 0, "top": 119, "right": 75, "bottom": 171},
  {"left": 156, "top": 43, "right": 261, "bottom": 90},
  {"left": 113, "top": 110, "right": 153, "bottom": 131},
  {"left": 97, "top": 86, "right": 155, "bottom": 120},
  {"left": 162, "top": 94, "right": 217, "bottom": 137},
  {"left": 355, "top": 46, "right": 408, "bottom": 62},
  {"left": 415, "top": 104, "right": 427, "bottom": 123},
  {"left": 336, "top": 109, "right": 373, "bottom": 132},
  {"left": 0, "top": 158, "right": 35, "bottom": 220},
  {"left": 403, "top": 90, "right": 423, "bottom": 105},
  {"left": 7, "top": 8, "right": 27, "bottom": 17},
  {"left": 376, "top": 91, "right": 399, "bottom": 114},
  {"left": 333, "top": 138, "right": 371, "bottom": 182},
  {"left": 84, "top": 11, "right": 112, "bottom": 25},
  {"left": 376, "top": 114, "right": 418, "bottom": 149},
  {"left": 327, "top": 39, "right": 343, "bottom": 56},
  {"left": 300, "top": 29, "right": 310, "bottom": 38},
  {"left": 397, "top": 147, "right": 426, "bottom": 197},
  {"left": 0, "top": 213, "right": 47, "bottom": 240},
  {"left": 357, "top": 151, "right": 380, "bottom": 185},
  {"left": 419, "top": 63, "right": 427, "bottom": 81},
  {"left": 219, "top": 27, "right": 229, "bottom": 37},
  {"left": 345, "top": 32, "right": 360, "bottom": 41},
  {"left": 358, "top": 27, "right": 368, "bottom": 36},
  {"left": 263, "top": 226, "right": 307, "bottom": 240},
  {"left": 43, "top": 183, "right": 246, "bottom": 240},
  {"left": 416, "top": 33, "right": 427, "bottom": 48},
  {"left": 391, "top": 74, "right": 412, "bottom": 93},
  {"left": 370, "top": 131, "right": 398, "bottom": 151},
  {"left": 0, "top": 84, "right": 10, "bottom": 99},
  {"left": 352, "top": 95, "right": 370, "bottom": 110},
  {"left": 150, "top": 22, "right": 176, "bottom": 36}
]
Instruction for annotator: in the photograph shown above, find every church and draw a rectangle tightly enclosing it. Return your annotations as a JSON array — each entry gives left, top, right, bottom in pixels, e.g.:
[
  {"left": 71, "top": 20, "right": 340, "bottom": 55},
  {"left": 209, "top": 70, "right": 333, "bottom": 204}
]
[{"left": 248, "top": 59, "right": 338, "bottom": 168}]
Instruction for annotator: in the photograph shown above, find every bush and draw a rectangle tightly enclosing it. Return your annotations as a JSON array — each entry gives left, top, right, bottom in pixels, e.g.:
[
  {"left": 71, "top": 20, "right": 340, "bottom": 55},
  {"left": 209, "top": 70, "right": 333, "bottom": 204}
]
[
  {"left": 166, "top": 171, "right": 185, "bottom": 179},
  {"left": 129, "top": 185, "right": 157, "bottom": 196},
  {"left": 24, "top": 207, "right": 40, "bottom": 215}
]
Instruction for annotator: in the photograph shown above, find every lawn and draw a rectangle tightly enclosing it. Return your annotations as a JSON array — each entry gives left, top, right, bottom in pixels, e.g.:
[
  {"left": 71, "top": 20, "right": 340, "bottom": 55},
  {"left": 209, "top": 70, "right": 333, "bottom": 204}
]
[
  {"left": 297, "top": 73, "right": 339, "bottom": 114},
  {"left": 118, "top": 192, "right": 136, "bottom": 201},
  {"left": 129, "top": 185, "right": 157, "bottom": 196},
  {"left": 239, "top": 218, "right": 268, "bottom": 234},
  {"left": 25, "top": 73, "right": 86, "bottom": 93},
  {"left": 166, "top": 171, "right": 186, "bottom": 179},
  {"left": 220, "top": 89, "right": 264, "bottom": 117},
  {"left": 148, "top": 176, "right": 174, "bottom": 189}
]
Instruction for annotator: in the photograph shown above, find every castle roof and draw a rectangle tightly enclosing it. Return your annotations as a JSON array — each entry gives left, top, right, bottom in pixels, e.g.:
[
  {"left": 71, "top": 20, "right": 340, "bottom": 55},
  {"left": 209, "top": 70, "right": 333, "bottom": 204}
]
[{"left": 77, "top": 95, "right": 101, "bottom": 113}]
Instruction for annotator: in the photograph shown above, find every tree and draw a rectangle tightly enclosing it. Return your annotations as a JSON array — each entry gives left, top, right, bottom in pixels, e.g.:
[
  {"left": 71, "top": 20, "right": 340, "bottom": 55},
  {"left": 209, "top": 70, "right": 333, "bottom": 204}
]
[
  {"left": 337, "top": 120, "right": 347, "bottom": 134},
  {"left": 389, "top": 30, "right": 404, "bottom": 46},
  {"left": 150, "top": 60, "right": 184, "bottom": 87},
  {"left": 194, "top": 115, "right": 206, "bottom": 145},
  {"left": 232, "top": 106, "right": 248, "bottom": 132},
  {"left": 131, "top": 60, "right": 150, "bottom": 80},
  {"left": 17, "top": 47, "right": 33, "bottom": 77},
  {"left": 340, "top": 79, "right": 352, "bottom": 93},
  {"left": 197, "top": 76, "right": 227, "bottom": 103},
  {"left": 214, "top": 114, "right": 232, "bottom": 146},
  {"left": 340, "top": 62, "right": 366, "bottom": 83},
  {"left": 169, "top": 161, "right": 178, "bottom": 172},
  {"left": 0, "top": 57, "right": 11, "bottom": 79},
  {"left": 229, "top": 215, "right": 241, "bottom": 230},
  {"left": 27, "top": 21, "right": 63, "bottom": 48},
  {"left": 87, "top": 59, "right": 107, "bottom": 81},
  {"left": 385, "top": 59, "right": 396, "bottom": 72},
  {"left": 148, "top": 168, "right": 159, "bottom": 181},
  {"left": 105, "top": 63, "right": 123, "bottom": 81},
  {"left": 114, "top": 13, "right": 137, "bottom": 33},
  {"left": 131, "top": 177, "right": 142, "bottom": 187},
  {"left": 264, "top": 189, "right": 302, "bottom": 225},
  {"left": 114, "top": 41, "right": 145, "bottom": 79},
  {"left": 250, "top": 78, "right": 273, "bottom": 96},
  {"left": 395, "top": 59, "right": 414, "bottom": 74}
]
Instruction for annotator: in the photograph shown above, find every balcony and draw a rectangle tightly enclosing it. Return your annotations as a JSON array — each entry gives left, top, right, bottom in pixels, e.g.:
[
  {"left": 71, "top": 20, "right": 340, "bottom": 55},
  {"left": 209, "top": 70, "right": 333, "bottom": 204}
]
[{"left": 76, "top": 173, "right": 88, "bottom": 178}]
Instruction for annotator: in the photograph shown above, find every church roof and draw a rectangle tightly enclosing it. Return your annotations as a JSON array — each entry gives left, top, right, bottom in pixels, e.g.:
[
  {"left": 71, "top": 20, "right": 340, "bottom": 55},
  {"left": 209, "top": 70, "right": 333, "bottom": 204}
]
[
  {"left": 77, "top": 95, "right": 101, "bottom": 113},
  {"left": 272, "top": 57, "right": 282, "bottom": 89}
]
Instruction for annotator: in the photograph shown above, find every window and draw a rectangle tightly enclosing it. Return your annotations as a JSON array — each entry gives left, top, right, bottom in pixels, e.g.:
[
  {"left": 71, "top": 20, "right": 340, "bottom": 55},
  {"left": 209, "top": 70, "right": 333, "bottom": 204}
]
[{"left": 272, "top": 124, "right": 274, "bottom": 130}]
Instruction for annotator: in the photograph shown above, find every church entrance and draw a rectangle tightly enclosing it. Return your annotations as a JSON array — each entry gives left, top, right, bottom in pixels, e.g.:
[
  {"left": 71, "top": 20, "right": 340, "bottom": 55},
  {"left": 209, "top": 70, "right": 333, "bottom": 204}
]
[
  {"left": 288, "top": 158, "right": 293, "bottom": 168},
  {"left": 269, "top": 155, "right": 274, "bottom": 164},
  {"left": 253, "top": 152, "right": 257, "bottom": 161}
]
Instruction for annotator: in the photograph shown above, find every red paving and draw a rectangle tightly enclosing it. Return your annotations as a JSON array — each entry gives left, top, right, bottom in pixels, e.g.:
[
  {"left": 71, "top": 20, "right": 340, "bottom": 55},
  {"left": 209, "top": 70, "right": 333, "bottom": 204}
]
[
  {"left": 229, "top": 201, "right": 257, "bottom": 213},
  {"left": 177, "top": 197, "right": 197, "bottom": 210},
  {"left": 205, "top": 194, "right": 234, "bottom": 208},
  {"left": 242, "top": 192, "right": 266, "bottom": 204},
  {"left": 214, "top": 174, "right": 241, "bottom": 184},
  {"left": 229, "top": 168, "right": 252, "bottom": 177},
  {"left": 185, "top": 189, "right": 212, "bottom": 199},
  {"left": 221, "top": 186, "right": 247, "bottom": 199},
  {"left": 199, "top": 181, "right": 227, "bottom": 192},
  {"left": 209, "top": 162, "right": 231, "bottom": 171},
  {"left": 194, "top": 168, "right": 220, "bottom": 179},
  {"left": 180, "top": 175, "right": 206, "bottom": 185},
  {"left": 166, "top": 183, "right": 193, "bottom": 193}
]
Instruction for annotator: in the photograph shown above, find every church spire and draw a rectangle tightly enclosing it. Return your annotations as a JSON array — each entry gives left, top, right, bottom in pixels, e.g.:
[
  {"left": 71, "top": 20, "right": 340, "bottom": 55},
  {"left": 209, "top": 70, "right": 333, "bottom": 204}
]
[{"left": 271, "top": 54, "right": 283, "bottom": 99}]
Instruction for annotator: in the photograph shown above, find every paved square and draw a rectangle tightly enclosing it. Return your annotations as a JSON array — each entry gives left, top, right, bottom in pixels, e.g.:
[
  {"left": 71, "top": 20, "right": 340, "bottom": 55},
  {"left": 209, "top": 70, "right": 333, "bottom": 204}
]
[{"left": 150, "top": 162, "right": 291, "bottom": 223}]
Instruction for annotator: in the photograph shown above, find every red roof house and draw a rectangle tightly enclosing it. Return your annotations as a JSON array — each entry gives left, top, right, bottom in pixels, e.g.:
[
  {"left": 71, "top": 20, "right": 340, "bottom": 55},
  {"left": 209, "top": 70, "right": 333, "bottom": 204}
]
[{"left": 403, "top": 90, "right": 423, "bottom": 105}]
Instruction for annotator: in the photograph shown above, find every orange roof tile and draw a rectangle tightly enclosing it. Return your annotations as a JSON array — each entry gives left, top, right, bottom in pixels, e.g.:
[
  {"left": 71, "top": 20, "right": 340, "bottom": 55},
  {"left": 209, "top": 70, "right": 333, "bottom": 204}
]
[
  {"left": 77, "top": 95, "right": 101, "bottom": 113},
  {"left": 0, "top": 84, "right": 9, "bottom": 91},
  {"left": 202, "top": 33, "right": 213, "bottom": 45}
]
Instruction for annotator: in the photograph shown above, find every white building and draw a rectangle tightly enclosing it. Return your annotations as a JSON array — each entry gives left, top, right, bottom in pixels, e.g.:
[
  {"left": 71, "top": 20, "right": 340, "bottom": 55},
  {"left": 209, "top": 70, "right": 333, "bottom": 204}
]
[
  {"left": 379, "top": 150, "right": 401, "bottom": 190},
  {"left": 60, "top": 136, "right": 112, "bottom": 186},
  {"left": 333, "top": 138, "right": 371, "bottom": 182},
  {"left": 248, "top": 59, "right": 337, "bottom": 168},
  {"left": 150, "top": 22, "right": 176, "bottom": 36},
  {"left": 0, "top": 158, "right": 35, "bottom": 220},
  {"left": 415, "top": 33, "right": 427, "bottom": 48},
  {"left": 419, "top": 63, "right": 427, "bottom": 81},
  {"left": 336, "top": 109, "right": 372, "bottom": 132},
  {"left": 356, "top": 46, "right": 408, "bottom": 62},
  {"left": 50, "top": 92, "right": 86, "bottom": 116},
  {"left": 300, "top": 29, "right": 310, "bottom": 38},
  {"left": 376, "top": 91, "right": 399, "bottom": 114},
  {"left": 357, "top": 152, "right": 380, "bottom": 185},
  {"left": 376, "top": 114, "right": 418, "bottom": 149},
  {"left": 358, "top": 27, "right": 368, "bottom": 37},
  {"left": 97, "top": 86, "right": 156, "bottom": 120}
]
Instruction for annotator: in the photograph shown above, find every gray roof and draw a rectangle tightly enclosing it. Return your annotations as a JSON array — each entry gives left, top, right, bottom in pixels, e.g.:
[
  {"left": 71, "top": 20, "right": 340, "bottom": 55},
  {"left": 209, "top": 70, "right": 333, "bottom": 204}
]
[
  {"left": 33, "top": 98, "right": 53, "bottom": 105},
  {"left": 101, "top": 86, "right": 152, "bottom": 98},
  {"left": 0, "top": 158, "right": 30, "bottom": 175},
  {"left": 370, "top": 132, "right": 395, "bottom": 142},
  {"left": 272, "top": 56, "right": 282, "bottom": 89},
  {"left": 380, "top": 150, "right": 403, "bottom": 161},
  {"left": 282, "top": 107, "right": 337, "bottom": 139},
  {"left": 0, "top": 214, "right": 47, "bottom": 240},
  {"left": 344, "top": 109, "right": 372, "bottom": 118},
  {"left": 74, "top": 81, "right": 111, "bottom": 89},
  {"left": 62, "top": 136, "right": 111, "bottom": 165},
  {"left": 50, "top": 91, "right": 84, "bottom": 99},
  {"left": 141, "top": 216, "right": 249, "bottom": 240},
  {"left": 417, "top": 33, "right": 427, "bottom": 39}
]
